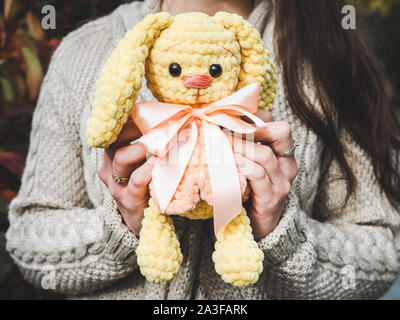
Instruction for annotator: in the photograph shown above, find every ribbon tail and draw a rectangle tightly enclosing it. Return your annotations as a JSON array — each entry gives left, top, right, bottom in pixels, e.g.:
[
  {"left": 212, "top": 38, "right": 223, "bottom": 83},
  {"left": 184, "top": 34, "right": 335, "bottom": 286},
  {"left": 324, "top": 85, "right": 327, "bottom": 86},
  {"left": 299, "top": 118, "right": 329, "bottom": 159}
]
[
  {"left": 202, "top": 121, "right": 243, "bottom": 236},
  {"left": 152, "top": 122, "right": 198, "bottom": 213}
]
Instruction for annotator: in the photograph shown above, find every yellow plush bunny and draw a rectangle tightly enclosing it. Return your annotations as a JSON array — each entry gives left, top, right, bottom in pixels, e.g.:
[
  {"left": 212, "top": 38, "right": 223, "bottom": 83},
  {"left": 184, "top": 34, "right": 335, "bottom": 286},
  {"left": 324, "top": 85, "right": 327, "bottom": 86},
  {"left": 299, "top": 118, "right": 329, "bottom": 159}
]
[{"left": 87, "top": 12, "right": 277, "bottom": 287}]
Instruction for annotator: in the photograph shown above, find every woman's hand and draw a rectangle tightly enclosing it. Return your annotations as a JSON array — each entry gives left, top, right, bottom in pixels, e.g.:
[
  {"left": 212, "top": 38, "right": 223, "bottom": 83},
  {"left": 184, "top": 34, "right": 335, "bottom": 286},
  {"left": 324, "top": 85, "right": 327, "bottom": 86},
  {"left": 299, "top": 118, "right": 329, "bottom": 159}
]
[
  {"left": 228, "top": 110, "right": 298, "bottom": 241},
  {"left": 98, "top": 120, "right": 153, "bottom": 236}
]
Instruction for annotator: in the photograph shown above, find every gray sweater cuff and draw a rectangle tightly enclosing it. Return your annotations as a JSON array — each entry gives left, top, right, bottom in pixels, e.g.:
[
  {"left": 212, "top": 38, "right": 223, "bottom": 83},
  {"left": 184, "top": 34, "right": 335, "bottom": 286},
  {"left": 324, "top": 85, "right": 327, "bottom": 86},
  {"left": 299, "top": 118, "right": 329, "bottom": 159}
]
[
  {"left": 101, "top": 193, "right": 139, "bottom": 263},
  {"left": 257, "top": 192, "right": 301, "bottom": 264}
]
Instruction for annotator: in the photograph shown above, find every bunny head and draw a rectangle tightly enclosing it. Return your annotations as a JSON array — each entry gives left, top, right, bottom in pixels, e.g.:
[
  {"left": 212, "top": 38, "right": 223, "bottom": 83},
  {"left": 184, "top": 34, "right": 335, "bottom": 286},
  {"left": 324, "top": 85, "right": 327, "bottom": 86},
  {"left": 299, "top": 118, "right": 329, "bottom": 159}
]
[
  {"left": 146, "top": 12, "right": 242, "bottom": 106},
  {"left": 87, "top": 12, "right": 277, "bottom": 148}
]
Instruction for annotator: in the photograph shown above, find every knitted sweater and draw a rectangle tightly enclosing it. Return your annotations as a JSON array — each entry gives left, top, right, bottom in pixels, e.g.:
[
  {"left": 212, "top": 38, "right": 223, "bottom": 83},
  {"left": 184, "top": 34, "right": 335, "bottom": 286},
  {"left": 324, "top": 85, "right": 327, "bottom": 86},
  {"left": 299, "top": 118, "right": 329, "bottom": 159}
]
[{"left": 6, "top": 0, "right": 400, "bottom": 300}]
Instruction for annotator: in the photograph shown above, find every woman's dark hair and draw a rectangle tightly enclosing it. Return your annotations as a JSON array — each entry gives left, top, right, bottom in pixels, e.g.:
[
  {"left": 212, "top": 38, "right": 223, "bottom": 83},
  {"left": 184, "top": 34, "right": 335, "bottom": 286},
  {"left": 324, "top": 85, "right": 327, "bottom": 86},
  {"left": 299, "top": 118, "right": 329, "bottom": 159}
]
[{"left": 274, "top": 0, "right": 400, "bottom": 207}]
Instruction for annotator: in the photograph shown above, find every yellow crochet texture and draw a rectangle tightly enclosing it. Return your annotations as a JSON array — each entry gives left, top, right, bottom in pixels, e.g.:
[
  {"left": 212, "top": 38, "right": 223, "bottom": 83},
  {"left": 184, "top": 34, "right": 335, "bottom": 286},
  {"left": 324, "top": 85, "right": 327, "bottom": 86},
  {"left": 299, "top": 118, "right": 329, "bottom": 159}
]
[
  {"left": 213, "top": 208, "right": 264, "bottom": 286},
  {"left": 183, "top": 202, "right": 264, "bottom": 286},
  {"left": 87, "top": 12, "right": 277, "bottom": 287},
  {"left": 180, "top": 201, "right": 214, "bottom": 220},
  {"left": 136, "top": 199, "right": 183, "bottom": 283},
  {"left": 87, "top": 13, "right": 174, "bottom": 148}
]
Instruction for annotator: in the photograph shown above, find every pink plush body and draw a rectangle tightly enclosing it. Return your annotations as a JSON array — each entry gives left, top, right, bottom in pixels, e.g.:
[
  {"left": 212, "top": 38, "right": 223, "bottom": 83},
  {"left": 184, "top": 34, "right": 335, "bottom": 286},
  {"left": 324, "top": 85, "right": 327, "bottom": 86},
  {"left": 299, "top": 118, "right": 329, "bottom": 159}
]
[{"left": 150, "top": 119, "right": 249, "bottom": 214}]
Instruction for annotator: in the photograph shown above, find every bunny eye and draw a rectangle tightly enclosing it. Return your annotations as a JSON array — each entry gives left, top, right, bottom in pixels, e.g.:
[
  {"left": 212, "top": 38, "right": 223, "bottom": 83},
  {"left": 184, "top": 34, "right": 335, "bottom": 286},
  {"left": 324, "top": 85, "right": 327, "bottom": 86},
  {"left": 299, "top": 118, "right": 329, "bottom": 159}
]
[
  {"left": 169, "top": 63, "right": 181, "bottom": 77},
  {"left": 209, "top": 64, "right": 222, "bottom": 78}
]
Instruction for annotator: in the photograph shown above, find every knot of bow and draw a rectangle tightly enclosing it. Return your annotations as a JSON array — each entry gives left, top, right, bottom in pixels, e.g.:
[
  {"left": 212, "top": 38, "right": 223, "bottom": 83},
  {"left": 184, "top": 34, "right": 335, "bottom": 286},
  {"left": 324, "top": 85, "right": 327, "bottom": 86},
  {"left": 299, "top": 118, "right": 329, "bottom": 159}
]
[{"left": 132, "top": 83, "right": 267, "bottom": 235}]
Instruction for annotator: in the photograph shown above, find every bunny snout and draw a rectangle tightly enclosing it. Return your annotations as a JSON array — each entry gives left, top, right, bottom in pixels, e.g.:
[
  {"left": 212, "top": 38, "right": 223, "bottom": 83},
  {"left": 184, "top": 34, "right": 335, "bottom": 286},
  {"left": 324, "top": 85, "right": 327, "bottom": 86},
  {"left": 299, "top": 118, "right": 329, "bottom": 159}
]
[{"left": 182, "top": 75, "right": 212, "bottom": 89}]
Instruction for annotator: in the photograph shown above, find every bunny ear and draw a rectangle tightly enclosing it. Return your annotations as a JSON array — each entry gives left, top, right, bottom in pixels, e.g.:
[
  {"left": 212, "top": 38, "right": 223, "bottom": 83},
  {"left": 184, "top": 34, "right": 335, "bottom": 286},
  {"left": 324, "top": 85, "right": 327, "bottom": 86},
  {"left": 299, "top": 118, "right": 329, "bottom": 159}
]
[
  {"left": 87, "top": 12, "right": 174, "bottom": 148},
  {"left": 214, "top": 12, "right": 277, "bottom": 110}
]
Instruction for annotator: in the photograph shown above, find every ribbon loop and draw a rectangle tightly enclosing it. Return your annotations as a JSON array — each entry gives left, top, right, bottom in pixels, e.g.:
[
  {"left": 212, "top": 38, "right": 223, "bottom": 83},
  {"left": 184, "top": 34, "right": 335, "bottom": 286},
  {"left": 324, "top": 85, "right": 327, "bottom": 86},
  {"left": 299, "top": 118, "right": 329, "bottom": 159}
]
[{"left": 131, "top": 83, "right": 265, "bottom": 236}]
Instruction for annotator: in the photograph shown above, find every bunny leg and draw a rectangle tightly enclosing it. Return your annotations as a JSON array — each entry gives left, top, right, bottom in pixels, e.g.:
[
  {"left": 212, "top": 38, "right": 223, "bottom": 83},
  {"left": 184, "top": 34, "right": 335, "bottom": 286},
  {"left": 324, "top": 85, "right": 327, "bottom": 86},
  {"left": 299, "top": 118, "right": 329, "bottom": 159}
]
[
  {"left": 136, "top": 199, "right": 183, "bottom": 284},
  {"left": 212, "top": 207, "right": 264, "bottom": 286}
]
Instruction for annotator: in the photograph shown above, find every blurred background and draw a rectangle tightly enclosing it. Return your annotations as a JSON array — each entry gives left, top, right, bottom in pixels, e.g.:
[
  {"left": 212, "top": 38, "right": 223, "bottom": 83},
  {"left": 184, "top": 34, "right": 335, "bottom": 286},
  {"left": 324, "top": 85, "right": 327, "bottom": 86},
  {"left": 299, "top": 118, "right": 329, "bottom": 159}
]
[{"left": 0, "top": 0, "right": 399, "bottom": 299}]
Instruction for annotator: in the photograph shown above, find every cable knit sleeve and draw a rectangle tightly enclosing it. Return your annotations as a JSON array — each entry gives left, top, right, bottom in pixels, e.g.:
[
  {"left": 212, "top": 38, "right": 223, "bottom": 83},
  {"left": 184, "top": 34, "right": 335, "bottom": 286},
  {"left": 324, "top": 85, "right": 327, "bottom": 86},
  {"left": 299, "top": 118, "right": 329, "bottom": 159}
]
[
  {"left": 258, "top": 129, "right": 400, "bottom": 299},
  {"left": 5, "top": 31, "right": 140, "bottom": 295}
]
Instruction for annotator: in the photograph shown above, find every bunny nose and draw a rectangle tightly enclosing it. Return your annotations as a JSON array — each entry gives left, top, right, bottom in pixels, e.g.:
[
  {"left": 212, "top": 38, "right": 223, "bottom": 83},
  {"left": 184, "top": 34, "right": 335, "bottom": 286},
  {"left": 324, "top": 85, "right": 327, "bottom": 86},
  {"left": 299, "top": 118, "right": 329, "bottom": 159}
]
[{"left": 182, "top": 74, "right": 212, "bottom": 89}]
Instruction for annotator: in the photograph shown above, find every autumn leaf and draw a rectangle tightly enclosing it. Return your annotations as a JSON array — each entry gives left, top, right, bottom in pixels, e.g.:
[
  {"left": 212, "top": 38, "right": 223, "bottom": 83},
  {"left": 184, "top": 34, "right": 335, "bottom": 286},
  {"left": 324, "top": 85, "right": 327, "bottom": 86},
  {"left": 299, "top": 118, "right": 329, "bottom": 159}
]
[
  {"left": 15, "top": 29, "right": 40, "bottom": 59},
  {"left": 13, "top": 74, "right": 26, "bottom": 98},
  {"left": 3, "top": 0, "right": 27, "bottom": 22},
  {"left": 396, "top": 107, "right": 400, "bottom": 123},
  {"left": 0, "top": 77, "right": 14, "bottom": 102},
  {"left": 0, "top": 14, "right": 5, "bottom": 48},
  {"left": 350, "top": 0, "right": 400, "bottom": 16},
  {"left": 21, "top": 46, "right": 43, "bottom": 101},
  {"left": 47, "top": 38, "right": 61, "bottom": 50},
  {"left": 26, "top": 11, "right": 45, "bottom": 41},
  {"left": 0, "top": 189, "right": 17, "bottom": 201},
  {"left": 3, "top": 0, "right": 13, "bottom": 20},
  {"left": 0, "top": 152, "right": 25, "bottom": 178}
]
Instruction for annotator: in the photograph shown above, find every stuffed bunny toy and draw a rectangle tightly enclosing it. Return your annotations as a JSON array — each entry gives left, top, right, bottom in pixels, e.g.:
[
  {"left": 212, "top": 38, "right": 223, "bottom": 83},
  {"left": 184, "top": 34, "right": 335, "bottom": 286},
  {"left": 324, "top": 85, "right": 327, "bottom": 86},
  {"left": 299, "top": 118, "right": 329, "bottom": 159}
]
[{"left": 87, "top": 11, "right": 277, "bottom": 287}]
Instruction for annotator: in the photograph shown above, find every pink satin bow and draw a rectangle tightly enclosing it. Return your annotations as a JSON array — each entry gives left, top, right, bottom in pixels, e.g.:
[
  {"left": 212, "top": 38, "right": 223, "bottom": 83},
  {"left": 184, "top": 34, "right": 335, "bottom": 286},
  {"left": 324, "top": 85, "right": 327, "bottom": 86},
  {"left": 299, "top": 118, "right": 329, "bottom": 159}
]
[{"left": 132, "top": 83, "right": 267, "bottom": 235}]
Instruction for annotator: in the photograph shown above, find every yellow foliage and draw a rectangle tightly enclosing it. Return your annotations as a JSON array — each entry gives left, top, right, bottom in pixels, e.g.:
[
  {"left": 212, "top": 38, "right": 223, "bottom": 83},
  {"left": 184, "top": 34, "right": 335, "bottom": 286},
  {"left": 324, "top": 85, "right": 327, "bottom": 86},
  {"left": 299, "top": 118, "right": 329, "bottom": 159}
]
[{"left": 350, "top": 0, "right": 399, "bottom": 16}]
